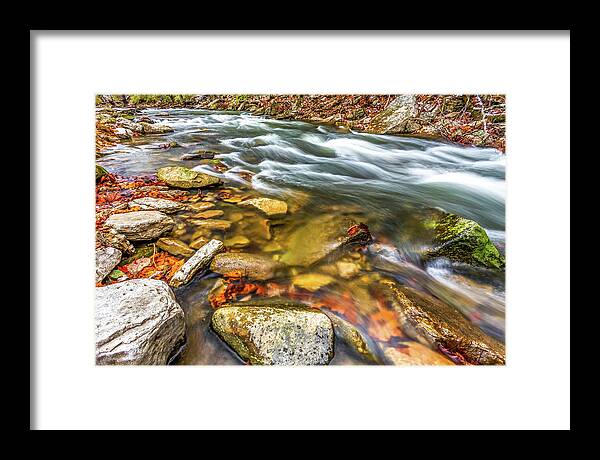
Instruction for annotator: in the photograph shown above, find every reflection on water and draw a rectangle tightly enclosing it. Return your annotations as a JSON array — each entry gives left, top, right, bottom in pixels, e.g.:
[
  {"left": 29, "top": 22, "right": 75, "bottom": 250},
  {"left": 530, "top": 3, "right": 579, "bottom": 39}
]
[{"left": 98, "top": 108, "right": 506, "bottom": 365}]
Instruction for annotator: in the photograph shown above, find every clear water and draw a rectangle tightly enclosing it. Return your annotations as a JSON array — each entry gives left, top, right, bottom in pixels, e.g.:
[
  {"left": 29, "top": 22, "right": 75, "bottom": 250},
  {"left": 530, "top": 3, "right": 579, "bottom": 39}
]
[{"left": 98, "top": 108, "right": 506, "bottom": 365}]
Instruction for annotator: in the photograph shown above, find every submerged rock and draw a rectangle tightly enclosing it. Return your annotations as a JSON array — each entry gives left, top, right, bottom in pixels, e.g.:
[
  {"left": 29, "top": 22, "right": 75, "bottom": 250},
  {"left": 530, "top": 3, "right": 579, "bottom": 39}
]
[
  {"left": 156, "top": 237, "right": 195, "bottom": 257},
  {"left": 223, "top": 235, "right": 251, "bottom": 248},
  {"left": 157, "top": 166, "right": 221, "bottom": 189},
  {"left": 426, "top": 213, "right": 505, "bottom": 270},
  {"left": 210, "top": 252, "right": 283, "bottom": 281},
  {"left": 336, "top": 261, "right": 361, "bottom": 279},
  {"left": 380, "top": 279, "right": 505, "bottom": 365},
  {"left": 189, "top": 236, "right": 210, "bottom": 250},
  {"left": 191, "top": 209, "right": 224, "bottom": 219},
  {"left": 129, "top": 197, "right": 185, "bottom": 214},
  {"left": 95, "top": 247, "right": 122, "bottom": 284},
  {"left": 292, "top": 273, "right": 336, "bottom": 292},
  {"left": 95, "top": 279, "right": 185, "bottom": 365},
  {"left": 325, "top": 312, "right": 383, "bottom": 364},
  {"left": 190, "top": 219, "right": 232, "bottom": 231},
  {"left": 211, "top": 300, "right": 334, "bottom": 365},
  {"left": 170, "top": 239, "right": 224, "bottom": 288},
  {"left": 238, "top": 197, "right": 288, "bottom": 217},
  {"left": 186, "top": 202, "right": 216, "bottom": 212},
  {"left": 383, "top": 342, "right": 454, "bottom": 366},
  {"left": 104, "top": 211, "right": 174, "bottom": 241},
  {"left": 280, "top": 215, "right": 372, "bottom": 267},
  {"left": 180, "top": 150, "right": 215, "bottom": 160}
]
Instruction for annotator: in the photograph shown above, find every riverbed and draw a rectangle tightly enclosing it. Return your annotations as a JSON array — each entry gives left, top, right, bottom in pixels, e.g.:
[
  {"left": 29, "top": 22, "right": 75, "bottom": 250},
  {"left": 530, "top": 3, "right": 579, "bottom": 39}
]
[{"left": 97, "top": 108, "right": 506, "bottom": 365}]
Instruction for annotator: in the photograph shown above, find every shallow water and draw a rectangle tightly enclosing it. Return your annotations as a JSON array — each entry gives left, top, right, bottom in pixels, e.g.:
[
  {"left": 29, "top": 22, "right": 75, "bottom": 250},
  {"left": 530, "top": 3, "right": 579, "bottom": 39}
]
[{"left": 98, "top": 108, "right": 506, "bottom": 365}]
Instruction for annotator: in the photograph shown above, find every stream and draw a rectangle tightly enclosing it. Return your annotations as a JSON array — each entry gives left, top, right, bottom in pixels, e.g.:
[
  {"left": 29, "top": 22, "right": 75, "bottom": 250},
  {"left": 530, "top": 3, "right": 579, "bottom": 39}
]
[{"left": 97, "top": 108, "right": 506, "bottom": 365}]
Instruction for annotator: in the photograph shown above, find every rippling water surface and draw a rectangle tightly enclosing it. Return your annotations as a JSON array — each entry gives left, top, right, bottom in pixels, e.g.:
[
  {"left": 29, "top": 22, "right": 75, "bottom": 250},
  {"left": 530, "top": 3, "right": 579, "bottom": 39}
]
[{"left": 98, "top": 108, "right": 506, "bottom": 364}]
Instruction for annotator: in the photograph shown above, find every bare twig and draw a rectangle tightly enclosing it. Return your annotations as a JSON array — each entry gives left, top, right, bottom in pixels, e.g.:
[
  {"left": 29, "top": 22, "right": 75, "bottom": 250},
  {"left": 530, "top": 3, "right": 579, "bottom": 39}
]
[{"left": 475, "top": 95, "right": 488, "bottom": 134}]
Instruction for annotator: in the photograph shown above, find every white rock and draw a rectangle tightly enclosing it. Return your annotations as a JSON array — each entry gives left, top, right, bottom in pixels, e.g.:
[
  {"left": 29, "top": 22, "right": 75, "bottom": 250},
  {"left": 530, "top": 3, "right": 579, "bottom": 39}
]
[
  {"left": 104, "top": 210, "right": 174, "bottom": 241},
  {"left": 95, "top": 247, "right": 122, "bottom": 284},
  {"left": 129, "top": 197, "right": 185, "bottom": 213},
  {"left": 170, "top": 239, "right": 224, "bottom": 288},
  {"left": 95, "top": 279, "right": 185, "bottom": 365}
]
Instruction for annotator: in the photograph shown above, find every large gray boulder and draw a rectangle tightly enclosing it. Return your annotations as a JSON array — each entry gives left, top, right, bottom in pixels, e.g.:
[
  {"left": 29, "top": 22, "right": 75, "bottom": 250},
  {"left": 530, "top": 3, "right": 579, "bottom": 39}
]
[
  {"left": 104, "top": 210, "right": 174, "bottom": 241},
  {"left": 95, "top": 247, "right": 122, "bottom": 284},
  {"left": 211, "top": 299, "right": 334, "bottom": 365},
  {"left": 95, "top": 279, "right": 185, "bottom": 365}
]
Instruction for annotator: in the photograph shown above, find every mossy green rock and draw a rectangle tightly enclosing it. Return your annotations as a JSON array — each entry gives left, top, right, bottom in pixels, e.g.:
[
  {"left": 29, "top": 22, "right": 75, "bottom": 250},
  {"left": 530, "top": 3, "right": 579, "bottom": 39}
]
[
  {"left": 427, "top": 213, "right": 505, "bottom": 270},
  {"left": 157, "top": 166, "right": 221, "bottom": 189},
  {"left": 96, "top": 164, "right": 109, "bottom": 181},
  {"left": 211, "top": 300, "right": 334, "bottom": 365}
]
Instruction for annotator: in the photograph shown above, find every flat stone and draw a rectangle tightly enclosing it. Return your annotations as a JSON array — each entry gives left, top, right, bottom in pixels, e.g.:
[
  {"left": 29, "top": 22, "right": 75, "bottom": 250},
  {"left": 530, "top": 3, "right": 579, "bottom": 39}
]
[
  {"left": 211, "top": 301, "right": 334, "bottom": 365},
  {"left": 156, "top": 237, "right": 195, "bottom": 257},
  {"left": 190, "top": 219, "right": 232, "bottom": 231},
  {"left": 292, "top": 273, "right": 336, "bottom": 292},
  {"left": 129, "top": 197, "right": 185, "bottom": 213},
  {"left": 157, "top": 166, "right": 221, "bottom": 189},
  {"left": 191, "top": 209, "right": 224, "bottom": 219},
  {"left": 189, "top": 236, "right": 210, "bottom": 250},
  {"left": 210, "top": 252, "right": 283, "bottom": 281},
  {"left": 224, "top": 235, "right": 251, "bottom": 248},
  {"left": 180, "top": 151, "right": 215, "bottom": 160},
  {"left": 104, "top": 211, "right": 174, "bottom": 241},
  {"left": 186, "top": 202, "right": 216, "bottom": 212},
  {"left": 238, "top": 197, "right": 288, "bottom": 217},
  {"left": 95, "top": 279, "right": 185, "bottom": 365}
]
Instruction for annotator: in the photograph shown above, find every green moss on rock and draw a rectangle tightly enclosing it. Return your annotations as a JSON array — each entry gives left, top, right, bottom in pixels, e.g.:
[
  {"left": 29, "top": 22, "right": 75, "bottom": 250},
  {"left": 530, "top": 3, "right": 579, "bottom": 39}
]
[
  {"left": 428, "top": 213, "right": 505, "bottom": 270},
  {"left": 157, "top": 166, "right": 221, "bottom": 189},
  {"left": 95, "top": 164, "right": 109, "bottom": 181}
]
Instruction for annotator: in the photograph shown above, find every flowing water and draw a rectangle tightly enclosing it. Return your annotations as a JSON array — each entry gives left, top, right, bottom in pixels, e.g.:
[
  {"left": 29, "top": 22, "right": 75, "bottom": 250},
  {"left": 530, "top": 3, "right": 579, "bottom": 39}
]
[{"left": 98, "top": 108, "right": 506, "bottom": 365}]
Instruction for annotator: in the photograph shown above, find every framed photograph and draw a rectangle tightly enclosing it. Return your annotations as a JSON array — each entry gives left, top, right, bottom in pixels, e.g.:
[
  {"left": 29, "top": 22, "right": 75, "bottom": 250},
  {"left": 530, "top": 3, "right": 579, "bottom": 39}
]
[{"left": 31, "top": 30, "right": 570, "bottom": 430}]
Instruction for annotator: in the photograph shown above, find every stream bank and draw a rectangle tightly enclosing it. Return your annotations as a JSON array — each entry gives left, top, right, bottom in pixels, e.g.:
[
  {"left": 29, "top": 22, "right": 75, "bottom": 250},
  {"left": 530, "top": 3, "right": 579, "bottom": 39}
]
[{"left": 97, "top": 94, "right": 506, "bottom": 151}]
